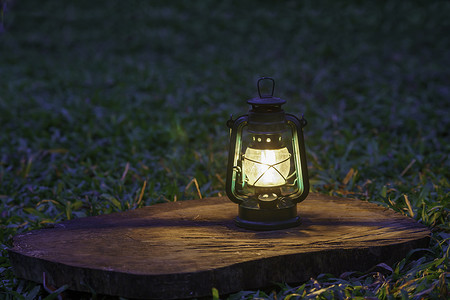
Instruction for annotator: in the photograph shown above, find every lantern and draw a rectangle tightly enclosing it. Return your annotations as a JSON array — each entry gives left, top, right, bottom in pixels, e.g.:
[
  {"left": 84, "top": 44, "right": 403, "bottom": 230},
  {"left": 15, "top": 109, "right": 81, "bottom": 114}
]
[{"left": 226, "top": 77, "right": 309, "bottom": 230}]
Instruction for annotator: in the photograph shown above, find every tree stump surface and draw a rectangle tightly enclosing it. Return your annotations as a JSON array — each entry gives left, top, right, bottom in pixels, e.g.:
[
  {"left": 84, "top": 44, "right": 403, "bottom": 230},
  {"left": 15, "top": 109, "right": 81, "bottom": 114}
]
[{"left": 8, "top": 193, "right": 430, "bottom": 299}]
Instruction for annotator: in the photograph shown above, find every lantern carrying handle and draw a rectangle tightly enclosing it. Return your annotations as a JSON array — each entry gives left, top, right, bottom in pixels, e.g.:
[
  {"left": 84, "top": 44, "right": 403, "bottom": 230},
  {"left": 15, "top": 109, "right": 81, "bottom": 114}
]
[{"left": 257, "top": 77, "right": 275, "bottom": 98}]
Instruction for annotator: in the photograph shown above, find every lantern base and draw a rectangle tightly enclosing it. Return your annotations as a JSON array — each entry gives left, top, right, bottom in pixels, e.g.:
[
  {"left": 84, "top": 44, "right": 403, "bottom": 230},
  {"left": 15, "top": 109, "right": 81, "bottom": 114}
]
[{"left": 235, "top": 205, "right": 300, "bottom": 230}]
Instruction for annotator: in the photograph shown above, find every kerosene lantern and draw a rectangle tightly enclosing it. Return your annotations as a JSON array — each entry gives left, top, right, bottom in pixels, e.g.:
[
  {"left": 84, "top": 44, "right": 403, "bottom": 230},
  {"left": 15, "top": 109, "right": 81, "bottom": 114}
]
[{"left": 226, "top": 77, "right": 309, "bottom": 230}]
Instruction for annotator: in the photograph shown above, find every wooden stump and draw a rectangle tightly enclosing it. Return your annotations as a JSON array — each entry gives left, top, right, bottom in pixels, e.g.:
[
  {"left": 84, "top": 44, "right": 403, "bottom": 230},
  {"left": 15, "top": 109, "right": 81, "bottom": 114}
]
[{"left": 8, "top": 194, "right": 430, "bottom": 299}]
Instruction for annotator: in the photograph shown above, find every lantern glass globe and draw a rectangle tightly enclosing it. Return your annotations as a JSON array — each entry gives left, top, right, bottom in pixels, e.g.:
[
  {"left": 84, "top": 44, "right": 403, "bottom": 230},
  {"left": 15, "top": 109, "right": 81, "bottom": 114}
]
[{"left": 243, "top": 147, "right": 291, "bottom": 187}]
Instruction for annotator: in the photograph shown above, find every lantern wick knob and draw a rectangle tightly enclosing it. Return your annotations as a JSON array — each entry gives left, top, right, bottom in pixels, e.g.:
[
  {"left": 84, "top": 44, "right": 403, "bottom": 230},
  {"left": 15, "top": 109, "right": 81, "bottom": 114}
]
[{"left": 257, "top": 77, "right": 275, "bottom": 98}]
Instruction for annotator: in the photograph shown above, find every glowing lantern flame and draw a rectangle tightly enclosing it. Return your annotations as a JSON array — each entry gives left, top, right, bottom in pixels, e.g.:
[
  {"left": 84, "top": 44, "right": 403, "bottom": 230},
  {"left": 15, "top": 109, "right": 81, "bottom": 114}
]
[{"left": 243, "top": 147, "right": 290, "bottom": 187}]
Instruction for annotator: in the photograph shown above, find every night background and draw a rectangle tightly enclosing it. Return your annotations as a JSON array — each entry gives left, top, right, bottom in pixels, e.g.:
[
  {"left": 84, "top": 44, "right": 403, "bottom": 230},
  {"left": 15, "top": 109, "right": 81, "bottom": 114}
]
[{"left": 1, "top": 0, "right": 449, "bottom": 298}]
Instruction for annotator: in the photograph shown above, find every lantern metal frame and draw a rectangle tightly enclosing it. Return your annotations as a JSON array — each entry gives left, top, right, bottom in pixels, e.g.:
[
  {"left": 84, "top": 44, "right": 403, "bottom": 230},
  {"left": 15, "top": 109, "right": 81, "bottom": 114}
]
[{"left": 226, "top": 77, "right": 309, "bottom": 230}]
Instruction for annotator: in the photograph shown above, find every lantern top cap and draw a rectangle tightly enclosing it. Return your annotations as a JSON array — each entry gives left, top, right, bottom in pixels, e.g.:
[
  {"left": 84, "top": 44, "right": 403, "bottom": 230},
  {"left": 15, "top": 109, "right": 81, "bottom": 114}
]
[{"left": 247, "top": 77, "right": 286, "bottom": 107}]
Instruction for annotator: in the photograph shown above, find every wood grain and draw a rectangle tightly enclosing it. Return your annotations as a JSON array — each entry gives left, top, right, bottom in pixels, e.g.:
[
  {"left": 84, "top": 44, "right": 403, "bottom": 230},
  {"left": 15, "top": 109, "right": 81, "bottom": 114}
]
[{"left": 8, "top": 193, "right": 430, "bottom": 299}]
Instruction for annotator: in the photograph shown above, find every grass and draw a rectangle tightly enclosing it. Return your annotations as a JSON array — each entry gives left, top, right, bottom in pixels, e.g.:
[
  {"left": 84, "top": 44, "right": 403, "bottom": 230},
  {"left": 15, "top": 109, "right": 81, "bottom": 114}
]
[{"left": 0, "top": 0, "right": 449, "bottom": 299}]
